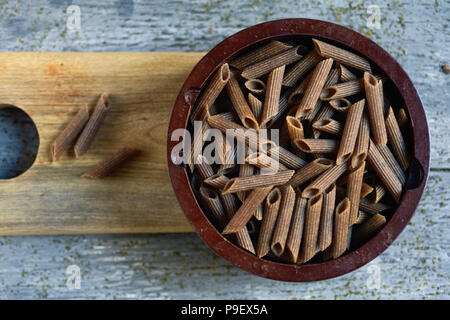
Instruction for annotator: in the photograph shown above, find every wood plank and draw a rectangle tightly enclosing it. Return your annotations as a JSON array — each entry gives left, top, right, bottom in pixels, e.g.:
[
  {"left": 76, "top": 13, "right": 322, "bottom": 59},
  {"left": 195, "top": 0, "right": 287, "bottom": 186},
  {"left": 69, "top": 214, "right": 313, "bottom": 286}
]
[{"left": 0, "top": 52, "right": 206, "bottom": 235}]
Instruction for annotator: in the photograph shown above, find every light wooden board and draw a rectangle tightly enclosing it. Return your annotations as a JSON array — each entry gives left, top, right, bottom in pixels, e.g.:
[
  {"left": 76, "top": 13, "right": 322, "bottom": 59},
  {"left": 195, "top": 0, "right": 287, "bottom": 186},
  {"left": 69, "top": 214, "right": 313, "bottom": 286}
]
[{"left": 0, "top": 52, "right": 206, "bottom": 235}]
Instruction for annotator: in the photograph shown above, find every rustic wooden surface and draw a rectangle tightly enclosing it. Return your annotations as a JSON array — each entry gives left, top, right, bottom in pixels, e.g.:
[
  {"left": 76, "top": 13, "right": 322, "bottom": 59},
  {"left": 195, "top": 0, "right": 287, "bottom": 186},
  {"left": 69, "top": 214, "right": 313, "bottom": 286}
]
[
  {"left": 0, "top": 0, "right": 448, "bottom": 299},
  {"left": 0, "top": 52, "right": 204, "bottom": 235}
]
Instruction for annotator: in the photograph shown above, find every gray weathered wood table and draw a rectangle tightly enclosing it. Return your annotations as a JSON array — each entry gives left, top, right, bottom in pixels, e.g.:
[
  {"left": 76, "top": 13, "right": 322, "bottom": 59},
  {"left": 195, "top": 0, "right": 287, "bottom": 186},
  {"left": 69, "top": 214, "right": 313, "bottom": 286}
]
[{"left": 0, "top": 0, "right": 448, "bottom": 299}]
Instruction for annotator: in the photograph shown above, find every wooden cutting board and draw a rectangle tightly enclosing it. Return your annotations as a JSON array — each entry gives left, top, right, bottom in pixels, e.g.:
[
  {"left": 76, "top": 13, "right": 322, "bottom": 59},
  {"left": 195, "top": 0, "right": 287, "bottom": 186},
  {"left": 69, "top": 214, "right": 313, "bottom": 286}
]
[{"left": 0, "top": 52, "right": 206, "bottom": 235}]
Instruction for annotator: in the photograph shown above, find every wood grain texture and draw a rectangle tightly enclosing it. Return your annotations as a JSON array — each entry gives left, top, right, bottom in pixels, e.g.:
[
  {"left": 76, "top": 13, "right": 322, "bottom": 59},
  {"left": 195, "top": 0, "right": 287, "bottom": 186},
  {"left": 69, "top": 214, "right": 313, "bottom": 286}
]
[
  {"left": 0, "top": 0, "right": 448, "bottom": 300},
  {"left": 0, "top": 52, "right": 205, "bottom": 235}
]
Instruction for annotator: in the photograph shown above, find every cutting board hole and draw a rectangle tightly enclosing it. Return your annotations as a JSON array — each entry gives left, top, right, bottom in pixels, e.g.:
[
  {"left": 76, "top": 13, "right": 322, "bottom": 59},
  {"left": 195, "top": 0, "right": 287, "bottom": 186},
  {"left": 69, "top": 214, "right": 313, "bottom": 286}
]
[{"left": 0, "top": 105, "right": 40, "bottom": 179}]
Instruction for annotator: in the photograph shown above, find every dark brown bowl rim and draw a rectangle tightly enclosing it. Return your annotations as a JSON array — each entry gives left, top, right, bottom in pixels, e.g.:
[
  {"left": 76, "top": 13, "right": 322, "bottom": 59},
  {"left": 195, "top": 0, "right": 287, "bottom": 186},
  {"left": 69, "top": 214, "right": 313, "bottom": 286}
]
[{"left": 167, "top": 18, "right": 430, "bottom": 282}]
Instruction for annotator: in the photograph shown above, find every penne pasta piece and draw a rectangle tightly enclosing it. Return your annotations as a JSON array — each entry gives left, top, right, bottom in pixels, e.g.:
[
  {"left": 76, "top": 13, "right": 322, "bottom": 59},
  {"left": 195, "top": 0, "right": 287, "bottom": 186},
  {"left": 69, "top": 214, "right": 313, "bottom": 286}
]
[
  {"left": 338, "top": 63, "right": 357, "bottom": 82},
  {"left": 312, "top": 118, "right": 343, "bottom": 136},
  {"left": 271, "top": 185, "right": 296, "bottom": 257},
  {"left": 286, "top": 116, "right": 304, "bottom": 142},
  {"left": 226, "top": 73, "right": 259, "bottom": 130},
  {"left": 377, "top": 144, "right": 406, "bottom": 185},
  {"left": 241, "top": 46, "right": 303, "bottom": 80},
  {"left": 222, "top": 170, "right": 295, "bottom": 194},
  {"left": 302, "top": 162, "right": 348, "bottom": 198},
  {"left": 328, "top": 98, "right": 352, "bottom": 112},
  {"left": 367, "top": 140, "right": 402, "bottom": 202},
  {"left": 353, "top": 213, "right": 386, "bottom": 243},
  {"left": 288, "top": 71, "right": 313, "bottom": 105},
  {"left": 282, "top": 50, "right": 323, "bottom": 87},
  {"left": 199, "top": 185, "right": 228, "bottom": 229},
  {"left": 371, "top": 180, "right": 387, "bottom": 204},
  {"left": 288, "top": 158, "right": 334, "bottom": 188},
  {"left": 223, "top": 186, "right": 273, "bottom": 234},
  {"left": 313, "top": 39, "right": 372, "bottom": 72},
  {"left": 190, "top": 118, "right": 210, "bottom": 172},
  {"left": 207, "top": 114, "right": 259, "bottom": 147},
  {"left": 317, "top": 184, "right": 336, "bottom": 252},
  {"left": 194, "top": 154, "right": 215, "bottom": 179},
  {"left": 385, "top": 106, "right": 409, "bottom": 171},
  {"left": 285, "top": 190, "right": 307, "bottom": 262},
  {"left": 248, "top": 93, "right": 263, "bottom": 122},
  {"left": 295, "top": 58, "right": 334, "bottom": 118},
  {"left": 236, "top": 164, "right": 254, "bottom": 201},
  {"left": 82, "top": 147, "right": 140, "bottom": 179},
  {"left": 246, "top": 152, "right": 287, "bottom": 172},
  {"left": 360, "top": 182, "right": 374, "bottom": 198},
  {"left": 350, "top": 113, "right": 370, "bottom": 169},
  {"left": 347, "top": 161, "right": 366, "bottom": 225},
  {"left": 230, "top": 40, "right": 293, "bottom": 70},
  {"left": 294, "top": 139, "right": 339, "bottom": 154},
  {"left": 256, "top": 188, "right": 282, "bottom": 258},
  {"left": 364, "top": 72, "right": 388, "bottom": 146},
  {"left": 336, "top": 186, "right": 390, "bottom": 213},
  {"left": 220, "top": 192, "right": 255, "bottom": 254},
  {"left": 244, "top": 79, "right": 266, "bottom": 96},
  {"left": 260, "top": 65, "right": 285, "bottom": 127},
  {"left": 276, "top": 145, "right": 308, "bottom": 169},
  {"left": 320, "top": 79, "right": 361, "bottom": 100},
  {"left": 74, "top": 92, "right": 111, "bottom": 158},
  {"left": 396, "top": 108, "right": 409, "bottom": 134},
  {"left": 254, "top": 204, "right": 264, "bottom": 221},
  {"left": 328, "top": 197, "right": 351, "bottom": 259},
  {"left": 52, "top": 105, "right": 90, "bottom": 162},
  {"left": 298, "top": 194, "right": 323, "bottom": 263},
  {"left": 190, "top": 63, "right": 230, "bottom": 123},
  {"left": 336, "top": 99, "right": 365, "bottom": 164},
  {"left": 204, "top": 173, "right": 230, "bottom": 189},
  {"left": 266, "top": 89, "right": 292, "bottom": 127}
]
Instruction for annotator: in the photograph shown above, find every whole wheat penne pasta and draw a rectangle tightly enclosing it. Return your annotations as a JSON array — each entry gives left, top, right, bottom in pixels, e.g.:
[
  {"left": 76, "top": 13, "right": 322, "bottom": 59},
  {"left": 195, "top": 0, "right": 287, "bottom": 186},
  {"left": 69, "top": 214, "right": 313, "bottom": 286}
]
[
  {"left": 317, "top": 184, "right": 336, "bottom": 252},
  {"left": 266, "top": 89, "right": 292, "bottom": 127},
  {"left": 271, "top": 185, "right": 296, "bottom": 257},
  {"left": 207, "top": 114, "right": 259, "bottom": 148},
  {"left": 241, "top": 46, "right": 303, "bottom": 80},
  {"left": 286, "top": 116, "right": 304, "bottom": 144},
  {"left": 320, "top": 80, "right": 361, "bottom": 100},
  {"left": 353, "top": 213, "right": 386, "bottom": 243},
  {"left": 236, "top": 164, "right": 254, "bottom": 201},
  {"left": 328, "top": 98, "right": 352, "bottom": 112},
  {"left": 190, "top": 63, "right": 230, "bottom": 123},
  {"left": 256, "top": 188, "right": 282, "bottom": 258},
  {"left": 52, "top": 105, "right": 90, "bottom": 162},
  {"left": 311, "top": 103, "right": 335, "bottom": 139},
  {"left": 360, "top": 182, "right": 374, "bottom": 198},
  {"left": 246, "top": 152, "right": 288, "bottom": 172},
  {"left": 302, "top": 162, "right": 348, "bottom": 198},
  {"left": 219, "top": 133, "right": 237, "bottom": 170},
  {"left": 254, "top": 204, "right": 264, "bottom": 221},
  {"left": 271, "top": 145, "right": 308, "bottom": 169},
  {"left": 355, "top": 210, "right": 370, "bottom": 225},
  {"left": 367, "top": 140, "right": 402, "bottom": 202},
  {"left": 194, "top": 154, "right": 215, "bottom": 179},
  {"left": 260, "top": 65, "right": 285, "bottom": 128},
  {"left": 199, "top": 185, "right": 228, "bottom": 229},
  {"left": 328, "top": 197, "right": 351, "bottom": 259},
  {"left": 385, "top": 106, "right": 409, "bottom": 171},
  {"left": 190, "top": 118, "right": 210, "bottom": 172},
  {"left": 377, "top": 144, "right": 406, "bottom": 185},
  {"left": 312, "top": 118, "right": 343, "bottom": 136},
  {"left": 244, "top": 79, "right": 266, "bottom": 96},
  {"left": 230, "top": 40, "right": 294, "bottom": 70},
  {"left": 336, "top": 186, "right": 390, "bottom": 213},
  {"left": 204, "top": 173, "right": 230, "bottom": 189},
  {"left": 285, "top": 190, "right": 307, "bottom": 262},
  {"left": 295, "top": 58, "right": 334, "bottom": 118},
  {"left": 282, "top": 50, "right": 323, "bottom": 87},
  {"left": 226, "top": 73, "right": 259, "bottom": 130},
  {"left": 289, "top": 158, "right": 334, "bottom": 188},
  {"left": 220, "top": 192, "right": 255, "bottom": 254},
  {"left": 298, "top": 194, "right": 323, "bottom": 263},
  {"left": 223, "top": 186, "right": 273, "bottom": 234},
  {"left": 74, "top": 92, "right": 111, "bottom": 158},
  {"left": 222, "top": 170, "right": 294, "bottom": 194},
  {"left": 351, "top": 113, "right": 370, "bottom": 169},
  {"left": 347, "top": 161, "right": 366, "bottom": 225},
  {"left": 294, "top": 139, "right": 339, "bottom": 154},
  {"left": 364, "top": 72, "right": 388, "bottom": 146},
  {"left": 313, "top": 39, "right": 372, "bottom": 72},
  {"left": 248, "top": 93, "right": 263, "bottom": 122},
  {"left": 82, "top": 147, "right": 140, "bottom": 179},
  {"left": 338, "top": 63, "right": 357, "bottom": 82},
  {"left": 336, "top": 99, "right": 365, "bottom": 164}
]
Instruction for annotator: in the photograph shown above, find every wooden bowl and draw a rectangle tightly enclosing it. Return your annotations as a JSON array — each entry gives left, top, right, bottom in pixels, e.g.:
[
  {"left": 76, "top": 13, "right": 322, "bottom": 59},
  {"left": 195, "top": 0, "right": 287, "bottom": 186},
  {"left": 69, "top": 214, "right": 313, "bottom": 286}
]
[{"left": 167, "top": 19, "right": 430, "bottom": 281}]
